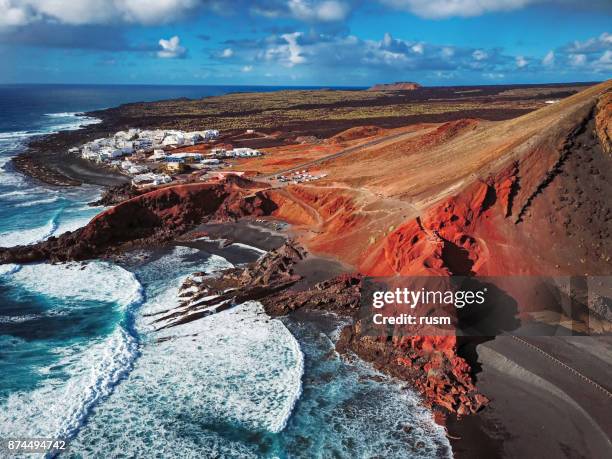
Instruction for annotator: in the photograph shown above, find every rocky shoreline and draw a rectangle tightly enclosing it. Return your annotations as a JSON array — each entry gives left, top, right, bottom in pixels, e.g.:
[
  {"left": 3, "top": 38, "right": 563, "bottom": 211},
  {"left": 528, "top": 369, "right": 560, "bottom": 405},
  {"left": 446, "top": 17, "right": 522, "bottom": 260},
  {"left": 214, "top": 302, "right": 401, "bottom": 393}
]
[
  {"left": 5, "top": 82, "right": 609, "bottom": 458},
  {"left": 0, "top": 175, "right": 487, "bottom": 420},
  {"left": 12, "top": 116, "right": 131, "bottom": 187},
  {"left": 147, "top": 238, "right": 487, "bottom": 420}
]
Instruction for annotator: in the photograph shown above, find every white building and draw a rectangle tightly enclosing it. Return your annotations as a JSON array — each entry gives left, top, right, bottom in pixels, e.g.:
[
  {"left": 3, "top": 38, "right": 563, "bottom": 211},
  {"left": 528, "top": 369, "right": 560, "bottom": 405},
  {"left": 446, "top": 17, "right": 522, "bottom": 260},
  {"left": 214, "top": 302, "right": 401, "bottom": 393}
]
[
  {"left": 166, "top": 152, "right": 203, "bottom": 162},
  {"left": 228, "top": 147, "right": 262, "bottom": 157},
  {"left": 131, "top": 173, "right": 172, "bottom": 188},
  {"left": 99, "top": 147, "right": 123, "bottom": 161},
  {"left": 162, "top": 134, "right": 185, "bottom": 147},
  {"left": 151, "top": 149, "right": 167, "bottom": 160},
  {"left": 128, "top": 164, "right": 149, "bottom": 175},
  {"left": 79, "top": 127, "right": 221, "bottom": 164},
  {"left": 203, "top": 129, "right": 219, "bottom": 140},
  {"left": 200, "top": 158, "right": 221, "bottom": 165}
]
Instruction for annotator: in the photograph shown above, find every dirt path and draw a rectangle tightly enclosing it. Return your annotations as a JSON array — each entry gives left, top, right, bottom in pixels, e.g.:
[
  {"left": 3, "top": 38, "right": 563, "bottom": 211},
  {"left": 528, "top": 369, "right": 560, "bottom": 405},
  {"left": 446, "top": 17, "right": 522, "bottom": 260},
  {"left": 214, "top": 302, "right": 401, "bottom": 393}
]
[{"left": 260, "top": 128, "right": 433, "bottom": 180}]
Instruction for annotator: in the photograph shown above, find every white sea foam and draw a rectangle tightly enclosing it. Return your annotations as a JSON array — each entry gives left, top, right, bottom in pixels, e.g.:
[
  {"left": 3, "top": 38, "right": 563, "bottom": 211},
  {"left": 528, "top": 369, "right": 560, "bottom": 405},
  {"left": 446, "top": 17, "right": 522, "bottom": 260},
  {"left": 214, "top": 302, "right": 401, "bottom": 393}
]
[
  {"left": 137, "top": 251, "right": 234, "bottom": 326},
  {"left": 204, "top": 252, "right": 235, "bottom": 272},
  {"left": 7, "top": 261, "right": 143, "bottom": 306},
  {"left": 0, "top": 130, "right": 38, "bottom": 140},
  {"left": 0, "top": 261, "right": 143, "bottom": 442},
  {"left": 44, "top": 112, "right": 81, "bottom": 117},
  {"left": 0, "top": 327, "right": 138, "bottom": 441},
  {"left": 230, "top": 242, "right": 267, "bottom": 255},
  {"left": 54, "top": 214, "right": 96, "bottom": 235},
  {"left": 159, "top": 300, "right": 303, "bottom": 434},
  {"left": 0, "top": 190, "right": 29, "bottom": 198},
  {"left": 0, "top": 201, "right": 100, "bottom": 247},
  {"left": 43, "top": 112, "right": 101, "bottom": 131},
  {"left": 0, "top": 264, "right": 21, "bottom": 276},
  {"left": 71, "top": 301, "right": 304, "bottom": 457},
  {"left": 0, "top": 216, "right": 58, "bottom": 247},
  {"left": 14, "top": 196, "right": 60, "bottom": 207}
]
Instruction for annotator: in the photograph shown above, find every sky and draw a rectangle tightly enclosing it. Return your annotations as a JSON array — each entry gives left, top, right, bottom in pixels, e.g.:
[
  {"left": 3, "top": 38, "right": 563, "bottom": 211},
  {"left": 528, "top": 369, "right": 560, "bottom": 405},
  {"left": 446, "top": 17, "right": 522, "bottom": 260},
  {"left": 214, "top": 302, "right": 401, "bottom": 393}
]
[{"left": 0, "top": 0, "right": 610, "bottom": 86}]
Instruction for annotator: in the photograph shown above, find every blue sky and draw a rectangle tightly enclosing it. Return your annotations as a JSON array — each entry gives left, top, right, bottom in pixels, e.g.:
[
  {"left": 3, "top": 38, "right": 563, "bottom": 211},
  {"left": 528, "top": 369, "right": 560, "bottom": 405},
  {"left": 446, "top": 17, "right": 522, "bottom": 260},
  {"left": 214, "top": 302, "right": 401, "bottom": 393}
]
[{"left": 0, "top": 0, "right": 610, "bottom": 86}]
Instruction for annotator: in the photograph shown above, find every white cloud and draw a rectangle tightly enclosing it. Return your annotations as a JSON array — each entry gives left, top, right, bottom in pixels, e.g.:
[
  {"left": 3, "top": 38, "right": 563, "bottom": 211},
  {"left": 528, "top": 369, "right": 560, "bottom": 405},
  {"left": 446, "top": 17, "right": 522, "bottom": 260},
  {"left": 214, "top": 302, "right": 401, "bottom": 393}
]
[
  {"left": 542, "top": 50, "right": 555, "bottom": 66},
  {"left": 0, "top": 0, "right": 30, "bottom": 28},
  {"left": 221, "top": 47, "right": 234, "bottom": 57},
  {"left": 1, "top": 0, "right": 201, "bottom": 27},
  {"left": 264, "top": 32, "right": 307, "bottom": 67},
  {"left": 241, "top": 65, "right": 253, "bottom": 72},
  {"left": 257, "top": 31, "right": 514, "bottom": 76},
  {"left": 515, "top": 55, "right": 528, "bottom": 68},
  {"left": 251, "top": 0, "right": 350, "bottom": 22},
  {"left": 380, "top": 0, "right": 535, "bottom": 19},
  {"left": 287, "top": 0, "right": 350, "bottom": 22},
  {"left": 441, "top": 47, "right": 454, "bottom": 57},
  {"left": 472, "top": 49, "right": 488, "bottom": 61},
  {"left": 569, "top": 53, "right": 587, "bottom": 67},
  {"left": 411, "top": 43, "right": 424, "bottom": 54},
  {"left": 593, "top": 50, "right": 612, "bottom": 71},
  {"left": 565, "top": 32, "right": 612, "bottom": 54},
  {"left": 382, "top": 32, "right": 393, "bottom": 47},
  {"left": 157, "top": 35, "right": 186, "bottom": 58}
]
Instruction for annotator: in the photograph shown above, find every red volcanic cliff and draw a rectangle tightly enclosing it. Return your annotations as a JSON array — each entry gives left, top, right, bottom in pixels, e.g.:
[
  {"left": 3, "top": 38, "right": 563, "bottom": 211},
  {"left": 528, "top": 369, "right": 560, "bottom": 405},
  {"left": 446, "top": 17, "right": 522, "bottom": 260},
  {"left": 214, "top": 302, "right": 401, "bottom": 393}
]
[
  {"left": 0, "top": 176, "right": 275, "bottom": 263},
  {"left": 1, "top": 81, "right": 609, "bottom": 418},
  {"left": 360, "top": 98, "right": 611, "bottom": 278}
]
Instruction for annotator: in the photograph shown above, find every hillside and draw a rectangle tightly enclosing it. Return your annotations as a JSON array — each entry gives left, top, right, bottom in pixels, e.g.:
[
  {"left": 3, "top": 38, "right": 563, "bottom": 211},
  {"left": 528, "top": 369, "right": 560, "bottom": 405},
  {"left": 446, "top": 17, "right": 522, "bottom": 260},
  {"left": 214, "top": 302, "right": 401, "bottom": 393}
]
[
  {"left": 367, "top": 82, "right": 422, "bottom": 91},
  {"left": 2, "top": 80, "right": 610, "bottom": 428}
]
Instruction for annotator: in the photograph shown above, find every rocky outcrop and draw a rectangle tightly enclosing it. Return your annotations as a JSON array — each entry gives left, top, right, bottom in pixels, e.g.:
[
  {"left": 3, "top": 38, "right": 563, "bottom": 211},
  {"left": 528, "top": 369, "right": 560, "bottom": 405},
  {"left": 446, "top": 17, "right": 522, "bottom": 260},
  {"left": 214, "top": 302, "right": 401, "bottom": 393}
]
[
  {"left": 151, "top": 239, "right": 484, "bottom": 416},
  {"left": 149, "top": 242, "right": 306, "bottom": 329},
  {"left": 0, "top": 176, "right": 275, "bottom": 264},
  {"left": 360, "top": 97, "right": 611, "bottom": 279},
  {"left": 596, "top": 90, "right": 612, "bottom": 155},
  {"left": 337, "top": 330, "right": 488, "bottom": 416},
  {"left": 89, "top": 183, "right": 143, "bottom": 206},
  {"left": 368, "top": 82, "right": 422, "bottom": 91},
  {"left": 264, "top": 273, "right": 363, "bottom": 316},
  {"left": 328, "top": 126, "right": 384, "bottom": 144}
]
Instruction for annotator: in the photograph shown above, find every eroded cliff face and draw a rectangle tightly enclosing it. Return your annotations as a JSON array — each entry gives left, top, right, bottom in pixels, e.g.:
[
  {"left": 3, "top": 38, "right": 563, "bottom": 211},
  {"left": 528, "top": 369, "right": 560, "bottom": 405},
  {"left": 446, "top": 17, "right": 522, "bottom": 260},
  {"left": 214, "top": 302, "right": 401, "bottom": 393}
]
[
  {"left": 596, "top": 90, "right": 612, "bottom": 155},
  {"left": 0, "top": 176, "right": 276, "bottom": 263},
  {"left": 360, "top": 95, "right": 611, "bottom": 279}
]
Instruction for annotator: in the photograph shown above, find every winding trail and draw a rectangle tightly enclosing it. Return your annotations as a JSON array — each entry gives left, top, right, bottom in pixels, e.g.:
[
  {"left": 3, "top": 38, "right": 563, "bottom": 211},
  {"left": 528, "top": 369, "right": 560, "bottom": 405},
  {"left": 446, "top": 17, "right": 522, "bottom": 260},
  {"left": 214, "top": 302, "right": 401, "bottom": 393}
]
[
  {"left": 508, "top": 335, "right": 612, "bottom": 399},
  {"left": 476, "top": 334, "right": 612, "bottom": 456},
  {"left": 260, "top": 128, "right": 433, "bottom": 180}
]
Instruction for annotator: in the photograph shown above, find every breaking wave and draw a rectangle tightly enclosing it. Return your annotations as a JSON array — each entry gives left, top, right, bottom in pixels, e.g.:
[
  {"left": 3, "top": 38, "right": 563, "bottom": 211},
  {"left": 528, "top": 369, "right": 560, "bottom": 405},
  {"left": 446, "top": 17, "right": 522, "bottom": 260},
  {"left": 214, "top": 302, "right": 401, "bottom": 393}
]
[
  {"left": 0, "top": 213, "right": 60, "bottom": 247},
  {"left": 0, "top": 262, "right": 144, "bottom": 442}
]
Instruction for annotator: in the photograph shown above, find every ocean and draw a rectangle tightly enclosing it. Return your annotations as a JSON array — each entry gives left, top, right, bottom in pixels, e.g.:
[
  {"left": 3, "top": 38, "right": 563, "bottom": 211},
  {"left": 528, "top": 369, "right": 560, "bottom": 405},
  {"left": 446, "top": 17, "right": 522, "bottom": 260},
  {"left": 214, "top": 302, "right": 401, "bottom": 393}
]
[{"left": 0, "top": 85, "right": 451, "bottom": 458}]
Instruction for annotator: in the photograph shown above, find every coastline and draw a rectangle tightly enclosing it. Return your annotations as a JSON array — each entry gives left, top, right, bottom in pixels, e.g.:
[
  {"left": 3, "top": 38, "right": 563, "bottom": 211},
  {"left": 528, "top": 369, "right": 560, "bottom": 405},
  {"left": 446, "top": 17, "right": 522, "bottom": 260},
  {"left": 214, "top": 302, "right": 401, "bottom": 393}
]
[
  {"left": 4, "top": 164, "right": 609, "bottom": 458},
  {"left": 165, "top": 214, "right": 612, "bottom": 459},
  {"left": 9, "top": 83, "right": 582, "bottom": 188},
  {"left": 3, "top": 82, "right": 610, "bottom": 458},
  {"left": 12, "top": 117, "right": 131, "bottom": 187}
]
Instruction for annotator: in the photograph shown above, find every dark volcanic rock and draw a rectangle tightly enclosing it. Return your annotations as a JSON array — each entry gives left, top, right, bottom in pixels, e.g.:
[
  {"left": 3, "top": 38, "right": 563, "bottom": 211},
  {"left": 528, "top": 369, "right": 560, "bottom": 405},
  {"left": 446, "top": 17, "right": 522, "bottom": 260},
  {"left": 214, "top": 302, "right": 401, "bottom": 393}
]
[
  {"left": 89, "top": 183, "right": 142, "bottom": 206},
  {"left": 367, "top": 82, "right": 422, "bottom": 91},
  {"left": 263, "top": 273, "right": 362, "bottom": 316},
  {"left": 157, "top": 239, "right": 487, "bottom": 417},
  {"left": 336, "top": 328, "right": 488, "bottom": 417},
  {"left": 0, "top": 176, "right": 275, "bottom": 264}
]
